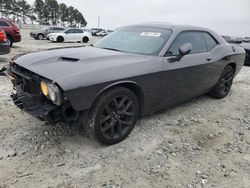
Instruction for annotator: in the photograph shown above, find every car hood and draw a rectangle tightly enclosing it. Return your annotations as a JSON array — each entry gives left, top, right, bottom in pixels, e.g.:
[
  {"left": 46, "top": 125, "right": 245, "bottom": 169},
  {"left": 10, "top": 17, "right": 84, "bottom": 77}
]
[{"left": 14, "top": 47, "right": 153, "bottom": 90}]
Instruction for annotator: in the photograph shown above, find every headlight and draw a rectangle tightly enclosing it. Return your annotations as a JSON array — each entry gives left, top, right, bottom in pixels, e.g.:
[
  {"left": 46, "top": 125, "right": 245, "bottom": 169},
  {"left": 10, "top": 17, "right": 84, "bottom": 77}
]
[
  {"left": 40, "top": 81, "right": 62, "bottom": 105},
  {"left": 41, "top": 81, "right": 49, "bottom": 96}
]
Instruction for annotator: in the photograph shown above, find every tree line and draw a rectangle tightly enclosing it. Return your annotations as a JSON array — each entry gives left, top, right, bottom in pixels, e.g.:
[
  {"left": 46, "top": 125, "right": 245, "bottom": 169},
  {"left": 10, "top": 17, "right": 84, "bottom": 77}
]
[{"left": 0, "top": 0, "right": 87, "bottom": 27}]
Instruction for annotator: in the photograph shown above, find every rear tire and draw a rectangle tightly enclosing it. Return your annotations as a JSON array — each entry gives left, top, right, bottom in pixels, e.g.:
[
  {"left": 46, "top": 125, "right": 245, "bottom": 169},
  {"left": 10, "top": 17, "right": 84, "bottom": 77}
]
[
  {"left": 82, "top": 36, "right": 89, "bottom": 43},
  {"left": 209, "top": 65, "right": 235, "bottom": 99},
  {"left": 88, "top": 87, "right": 139, "bottom": 145},
  {"left": 57, "top": 36, "right": 64, "bottom": 43}
]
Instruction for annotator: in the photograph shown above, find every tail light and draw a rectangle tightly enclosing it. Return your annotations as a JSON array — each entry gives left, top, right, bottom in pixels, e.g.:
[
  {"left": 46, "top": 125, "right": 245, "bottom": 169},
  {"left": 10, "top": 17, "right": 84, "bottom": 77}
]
[
  {"left": 14, "top": 28, "right": 20, "bottom": 34},
  {"left": 0, "top": 31, "right": 7, "bottom": 42}
]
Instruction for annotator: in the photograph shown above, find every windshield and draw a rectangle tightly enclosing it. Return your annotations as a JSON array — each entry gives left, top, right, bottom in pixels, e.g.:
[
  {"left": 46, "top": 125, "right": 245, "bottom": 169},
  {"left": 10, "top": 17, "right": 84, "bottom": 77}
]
[{"left": 94, "top": 26, "right": 172, "bottom": 55}]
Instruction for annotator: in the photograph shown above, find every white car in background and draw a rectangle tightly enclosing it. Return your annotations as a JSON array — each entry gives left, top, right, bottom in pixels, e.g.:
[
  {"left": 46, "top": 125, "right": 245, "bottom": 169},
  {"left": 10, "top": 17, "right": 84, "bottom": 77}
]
[
  {"left": 96, "top": 30, "right": 109, "bottom": 37},
  {"left": 48, "top": 28, "right": 92, "bottom": 43}
]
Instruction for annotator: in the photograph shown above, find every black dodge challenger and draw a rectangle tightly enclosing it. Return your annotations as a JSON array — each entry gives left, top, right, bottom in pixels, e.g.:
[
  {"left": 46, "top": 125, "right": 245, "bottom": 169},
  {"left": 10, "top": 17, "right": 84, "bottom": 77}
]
[{"left": 5, "top": 23, "right": 246, "bottom": 145}]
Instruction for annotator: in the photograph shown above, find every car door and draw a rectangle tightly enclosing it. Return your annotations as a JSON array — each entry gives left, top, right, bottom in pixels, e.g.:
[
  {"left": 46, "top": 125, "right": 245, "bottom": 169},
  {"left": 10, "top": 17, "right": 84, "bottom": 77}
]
[
  {"left": 64, "top": 29, "right": 75, "bottom": 41},
  {"left": 47, "top": 27, "right": 55, "bottom": 35},
  {"left": 161, "top": 31, "right": 216, "bottom": 107},
  {"left": 74, "top": 29, "right": 84, "bottom": 41}
]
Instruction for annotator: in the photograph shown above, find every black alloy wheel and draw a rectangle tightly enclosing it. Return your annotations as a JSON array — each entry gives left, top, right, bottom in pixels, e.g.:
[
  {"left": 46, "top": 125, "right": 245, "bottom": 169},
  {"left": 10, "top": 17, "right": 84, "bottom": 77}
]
[
  {"left": 209, "top": 65, "right": 235, "bottom": 99},
  {"left": 90, "top": 87, "right": 139, "bottom": 145}
]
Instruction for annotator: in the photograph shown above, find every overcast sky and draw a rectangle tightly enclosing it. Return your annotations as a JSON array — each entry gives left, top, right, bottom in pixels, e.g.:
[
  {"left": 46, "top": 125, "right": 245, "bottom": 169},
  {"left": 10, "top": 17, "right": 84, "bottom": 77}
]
[{"left": 27, "top": 0, "right": 250, "bottom": 36}]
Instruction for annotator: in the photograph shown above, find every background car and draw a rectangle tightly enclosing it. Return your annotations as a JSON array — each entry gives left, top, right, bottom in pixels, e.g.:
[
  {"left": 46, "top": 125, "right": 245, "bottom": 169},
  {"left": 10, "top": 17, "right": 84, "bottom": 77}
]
[
  {"left": 0, "top": 29, "right": 10, "bottom": 55},
  {"left": 230, "top": 37, "right": 243, "bottom": 44},
  {"left": 240, "top": 43, "right": 250, "bottom": 65},
  {"left": 30, "top": 26, "right": 65, "bottom": 40},
  {"left": 90, "top": 28, "right": 105, "bottom": 36},
  {"left": 243, "top": 37, "right": 250, "bottom": 43},
  {"left": 96, "top": 30, "right": 109, "bottom": 37},
  {"left": 0, "top": 18, "right": 21, "bottom": 47},
  {"left": 222, "top": 35, "right": 232, "bottom": 43},
  {"left": 48, "top": 28, "right": 92, "bottom": 43}
]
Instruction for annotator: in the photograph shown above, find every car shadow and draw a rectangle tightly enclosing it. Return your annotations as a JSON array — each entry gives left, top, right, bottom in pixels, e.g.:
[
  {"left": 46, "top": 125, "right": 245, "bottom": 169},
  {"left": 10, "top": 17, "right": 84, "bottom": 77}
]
[{"left": 11, "top": 45, "right": 21, "bottom": 49}]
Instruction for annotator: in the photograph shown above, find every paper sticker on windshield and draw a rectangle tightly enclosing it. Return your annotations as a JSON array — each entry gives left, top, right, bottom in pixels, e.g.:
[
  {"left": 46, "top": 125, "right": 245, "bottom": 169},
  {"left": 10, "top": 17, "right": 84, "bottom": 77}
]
[{"left": 141, "top": 32, "right": 161, "bottom": 37}]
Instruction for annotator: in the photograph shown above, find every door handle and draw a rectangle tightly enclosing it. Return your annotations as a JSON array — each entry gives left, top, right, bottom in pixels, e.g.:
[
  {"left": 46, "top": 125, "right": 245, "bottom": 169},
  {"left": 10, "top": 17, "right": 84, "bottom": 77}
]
[{"left": 206, "top": 57, "right": 211, "bottom": 61}]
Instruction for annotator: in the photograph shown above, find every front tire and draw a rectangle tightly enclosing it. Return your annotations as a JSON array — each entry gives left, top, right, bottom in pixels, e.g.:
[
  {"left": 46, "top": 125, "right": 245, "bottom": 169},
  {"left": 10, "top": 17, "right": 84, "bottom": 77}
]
[
  {"left": 37, "top": 33, "right": 44, "bottom": 40},
  {"left": 57, "top": 36, "right": 64, "bottom": 43},
  {"left": 89, "top": 87, "right": 139, "bottom": 145},
  {"left": 209, "top": 65, "right": 235, "bottom": 99}
]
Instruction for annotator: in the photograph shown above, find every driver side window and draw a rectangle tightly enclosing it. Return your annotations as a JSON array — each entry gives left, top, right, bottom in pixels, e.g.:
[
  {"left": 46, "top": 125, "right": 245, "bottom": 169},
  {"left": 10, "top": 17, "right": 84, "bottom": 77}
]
[
  {"left": 167, "top": 31, "right": 207, "bottom": 56},
  {"left": 66, "top": 29, "right": 75, "bottom": 34}
]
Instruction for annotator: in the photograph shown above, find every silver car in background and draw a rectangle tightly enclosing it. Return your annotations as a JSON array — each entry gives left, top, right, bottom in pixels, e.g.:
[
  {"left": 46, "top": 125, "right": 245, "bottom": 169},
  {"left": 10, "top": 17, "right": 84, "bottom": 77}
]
[{"left": 30, "top": 26, "right": 65, "bottom": 40}]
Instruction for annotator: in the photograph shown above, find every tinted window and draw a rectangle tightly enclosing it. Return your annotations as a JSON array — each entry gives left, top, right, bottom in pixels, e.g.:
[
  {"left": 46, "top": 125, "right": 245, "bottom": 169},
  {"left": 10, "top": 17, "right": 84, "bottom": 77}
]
[
  {"left": 203, "top": 32, "right": 218, "bottom": 51},
  {"left": 54, "top": 27, "right": 63, "bottom": 30},
  {"left": 75, "top": 29, "right": 83, "bottom": 33},
  {"left": 0, "top": 21, "right": 10, "bottom": 27},
  {"left": 66, "top": 29, "right": 74, "bottom": 33},
  {"left": 49, "top": 27, "right": 55, "bottom": 30},
  {"left": 167, "top": 31, "right": 207, "bottom": 56}
]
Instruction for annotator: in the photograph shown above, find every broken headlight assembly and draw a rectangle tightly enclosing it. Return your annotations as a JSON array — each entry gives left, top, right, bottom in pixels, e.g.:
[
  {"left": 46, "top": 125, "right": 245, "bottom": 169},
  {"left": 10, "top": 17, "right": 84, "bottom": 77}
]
[{"left": 40, "top": 81, "right": 62, "bottom": 105}]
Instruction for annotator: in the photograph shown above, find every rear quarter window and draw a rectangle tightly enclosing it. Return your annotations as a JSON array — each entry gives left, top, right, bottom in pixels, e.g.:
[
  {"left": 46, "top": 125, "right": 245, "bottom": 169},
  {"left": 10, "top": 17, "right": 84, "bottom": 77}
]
[{"left": 203, "top": 32, "right": 218, "bottom": 51}]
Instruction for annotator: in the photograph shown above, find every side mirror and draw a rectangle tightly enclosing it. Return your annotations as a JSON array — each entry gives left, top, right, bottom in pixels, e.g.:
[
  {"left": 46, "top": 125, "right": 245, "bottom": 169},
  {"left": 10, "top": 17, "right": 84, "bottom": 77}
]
[
  {"left": 179, "top": 43, "right": 192, "bottom": 56},
  {"left": 167, "top": 43, "right": 192, "bottom": 63}
]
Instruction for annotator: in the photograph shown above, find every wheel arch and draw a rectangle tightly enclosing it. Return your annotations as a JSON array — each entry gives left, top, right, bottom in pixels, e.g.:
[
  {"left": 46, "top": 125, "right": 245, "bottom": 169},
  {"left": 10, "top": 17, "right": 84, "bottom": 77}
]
[
  {"left": 93, "top": 81, "right": 145, "bottom": 116},
  {"left": 37, "top": 33, "right": 44, "bottom": 36},
  {"left": 6, "top": 34, "right": 13, "bottom": 40}
]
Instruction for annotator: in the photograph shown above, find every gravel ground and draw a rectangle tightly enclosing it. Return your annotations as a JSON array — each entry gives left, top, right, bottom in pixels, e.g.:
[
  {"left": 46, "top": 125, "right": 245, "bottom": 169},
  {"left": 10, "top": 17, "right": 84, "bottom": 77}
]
[{"left": 0, "top": 29, "right": 250, "bottom": 188}]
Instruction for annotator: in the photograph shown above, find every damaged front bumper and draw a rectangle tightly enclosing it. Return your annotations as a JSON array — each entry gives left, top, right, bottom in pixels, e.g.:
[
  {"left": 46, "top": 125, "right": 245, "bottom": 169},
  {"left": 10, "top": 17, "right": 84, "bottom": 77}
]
[
  {"left": 10, "top": 91, "right": 57, "bottom": 122},
  {"left": 8, "top": 63, "right": 80, "bottom": 123}
]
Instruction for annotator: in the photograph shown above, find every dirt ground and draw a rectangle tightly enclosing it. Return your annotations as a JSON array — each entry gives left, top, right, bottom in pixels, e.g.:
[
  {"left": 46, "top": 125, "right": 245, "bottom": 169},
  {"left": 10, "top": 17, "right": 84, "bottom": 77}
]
[{"left": 0, "top": 29, "right": 250, "bottom": 188}]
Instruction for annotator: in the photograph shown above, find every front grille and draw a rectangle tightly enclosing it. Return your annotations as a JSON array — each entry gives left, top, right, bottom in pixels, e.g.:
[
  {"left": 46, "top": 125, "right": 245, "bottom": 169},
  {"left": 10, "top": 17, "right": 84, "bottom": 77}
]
[{"left": 11, "top": 63, "right": 41, "bottom": 94}]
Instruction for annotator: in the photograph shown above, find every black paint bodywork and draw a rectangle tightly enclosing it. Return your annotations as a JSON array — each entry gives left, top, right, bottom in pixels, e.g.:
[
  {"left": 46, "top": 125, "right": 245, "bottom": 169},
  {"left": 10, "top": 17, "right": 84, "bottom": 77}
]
[{"left": 8, "top": 23, "right": 246, "bottom": 122}]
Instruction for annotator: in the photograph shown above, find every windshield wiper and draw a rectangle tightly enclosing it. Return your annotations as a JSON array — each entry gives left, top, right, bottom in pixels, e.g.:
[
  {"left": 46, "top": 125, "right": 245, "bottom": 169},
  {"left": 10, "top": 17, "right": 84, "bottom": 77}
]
[{"left": 101, "top": 47, "right": 123, "bottom": 52}]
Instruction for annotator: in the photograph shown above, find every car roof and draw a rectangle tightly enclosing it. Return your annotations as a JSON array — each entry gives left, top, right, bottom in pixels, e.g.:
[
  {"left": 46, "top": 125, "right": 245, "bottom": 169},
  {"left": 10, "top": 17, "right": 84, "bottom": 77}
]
[
  {"left": 127, "top": 22, "right": 210, "bottom": 31},
  {"left": 48, "top": 26, "right": 64, "bottom": 28},
  {"left": 126, "top": 22, "right": 226, "bottom": 43},
  {"left": 65, "top": 28, "right": 83, "bottom": 30}
]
